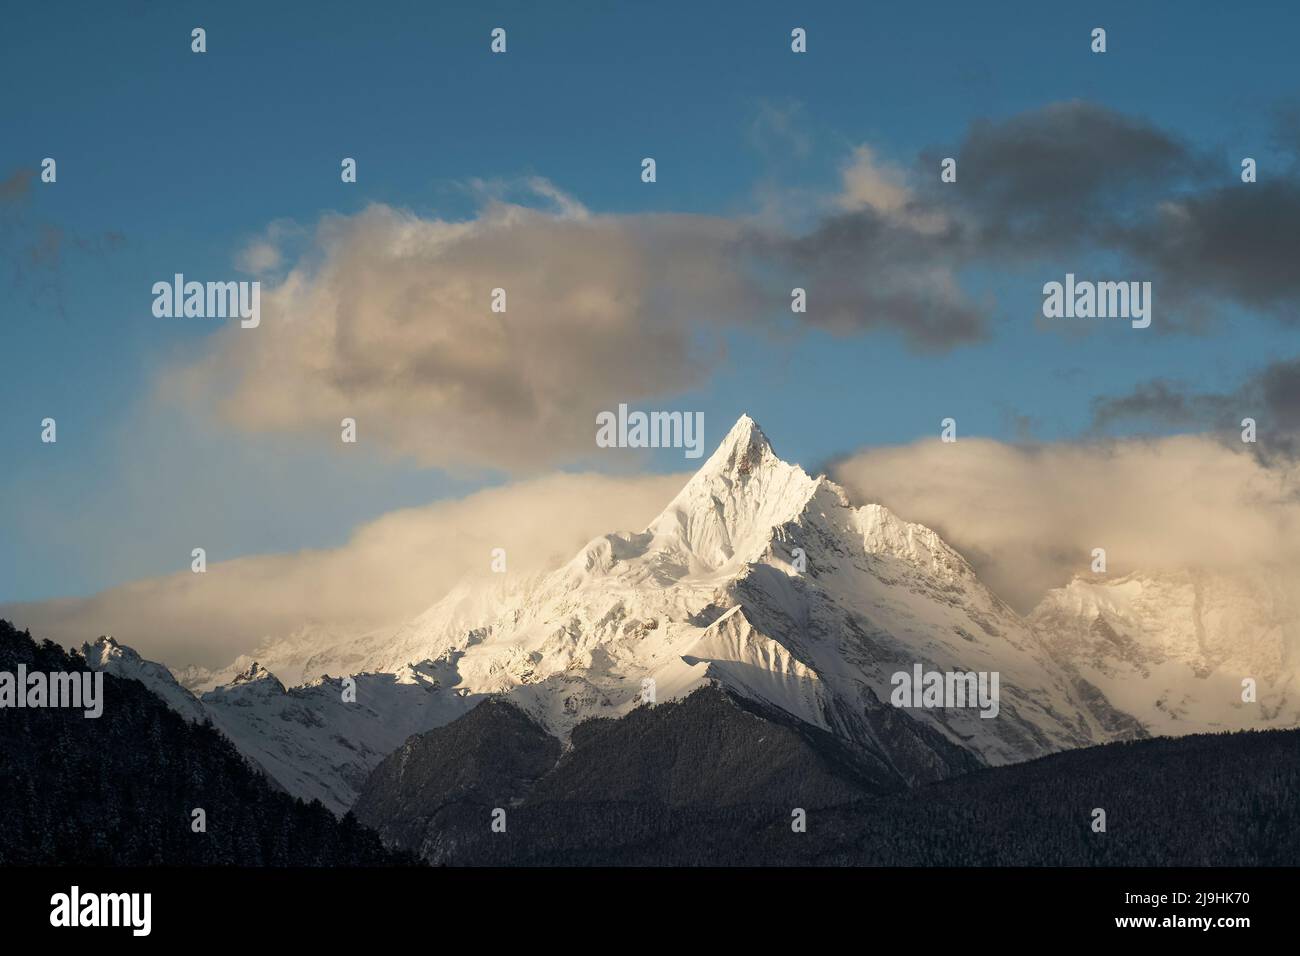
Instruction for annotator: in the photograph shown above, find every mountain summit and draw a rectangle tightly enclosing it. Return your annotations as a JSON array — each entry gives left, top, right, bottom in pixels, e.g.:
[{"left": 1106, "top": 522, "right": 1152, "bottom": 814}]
[
  {"left": 646, "top": 413, "right": 818, "bottom": 574},
  {"left": 701, "top": 413, "right": 775, "bottom": 477}
]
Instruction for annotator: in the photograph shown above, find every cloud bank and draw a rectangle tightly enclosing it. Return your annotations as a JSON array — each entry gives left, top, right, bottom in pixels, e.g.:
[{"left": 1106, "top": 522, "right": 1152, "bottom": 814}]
[
  {"left": 1, "top": 471, "right": 687, "bottom": 668},
  {"left": 831, "top": 434, "right": 1300, "bottom": 612},
  {"left": 11, "top": 429, "right": 1298, "bottom": 665}
]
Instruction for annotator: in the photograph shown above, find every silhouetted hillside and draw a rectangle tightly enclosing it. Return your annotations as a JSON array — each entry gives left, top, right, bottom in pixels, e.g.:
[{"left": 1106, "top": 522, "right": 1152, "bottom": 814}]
[
  {"left": 0, "top": 620, "right": 407, "bottom": 866},
  {"left": 357, "top": 685, "right": 1300, "bottom": 866},
  {"left": 355, "top": 687, "right": 905, "bottom": 863},
  {"left": 353, "top": 698, "right": 562, "bottom": 861}
]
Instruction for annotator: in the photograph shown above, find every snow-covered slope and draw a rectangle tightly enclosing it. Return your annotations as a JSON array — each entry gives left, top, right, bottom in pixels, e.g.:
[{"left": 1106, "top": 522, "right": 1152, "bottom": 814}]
[
  {"left": 1031, "top": 570, "right": 1300, "bottom": 735},
  {"left": 197, "top": 659, "right": 477, "bottom": 813},
  {"left": 82, "top": 635, "right": 208, "bottom": 723}
]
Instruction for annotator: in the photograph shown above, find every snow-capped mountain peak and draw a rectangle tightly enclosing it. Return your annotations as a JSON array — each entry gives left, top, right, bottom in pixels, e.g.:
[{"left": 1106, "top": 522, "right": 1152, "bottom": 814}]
[
  {"left": 212, "top": 662, "right": 288, "bottom": 699},
  {"left": 83, "top": 634, "right": 134, "bottom": 665},
  {"left": 232, "top": 661, "right": 279, "bottom": 685},
  {"left": 81, "top": 635, "right": 208, "bottom": 723},
  {"left": 643, "top": 414, "right": 819, "bottom": 575},
  {"left": 160, "top": 415, "right": 1149, "bottom": 809},
  {"left": 138, "top": 415, "right": 1292, "bottom": 814},
  {"left": 696, "top": 413, "right": 775, "bottom": 480}
]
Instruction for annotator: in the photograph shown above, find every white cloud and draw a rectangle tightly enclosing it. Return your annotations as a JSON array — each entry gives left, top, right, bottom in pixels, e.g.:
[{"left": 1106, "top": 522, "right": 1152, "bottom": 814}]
[
  {"left": 2, "top": 471, "right": 688, "bottom": 668},
  {"left": 831, "top": 434, "right": 1300, "bottom": 610},
  {"left": 836, "top": 144, "right": 949, "bottom": 235},
  {"left": 234, "top": 219, "right": 302, "bottom": 275},
  {"left": 166, "top": 199, "right": 753, "bottom": 472},
  {"left": 235, "top": 240, "right": 282, "bottom": 275},
  {"left": 837, "top": 145, "right": 912, "bottom": 214}
]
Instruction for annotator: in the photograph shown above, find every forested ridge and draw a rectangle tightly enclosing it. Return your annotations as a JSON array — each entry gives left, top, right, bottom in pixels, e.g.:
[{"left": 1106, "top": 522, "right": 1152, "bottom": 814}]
[
  {"left": 0, "top": 620, "right": 408, "bottom": 866},
  {"left": 358, "top": 687, "right": 1300, "bottom": 866}
]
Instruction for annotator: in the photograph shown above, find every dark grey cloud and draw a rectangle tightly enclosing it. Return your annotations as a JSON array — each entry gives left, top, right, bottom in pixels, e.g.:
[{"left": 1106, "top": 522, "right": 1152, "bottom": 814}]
[
  {"left": 1091, "top": 379, "right": 1227, "bottom": 430},
  {"left": 1118, "top": 183, "right": 1300, "bottom": 318},
  {"left": 1259, "top": 358, "right": 1300, "bottom": 431},
  {"left": 747, "top": 206, "right": 986, "bottom": 350},
  {"left": 784, "top": 100, "right": 1300, "bottom": 335},
  {"left": 933, "top": 100, "right": 1206, "bottom": 247},
  {"left": 1091, "top": 356, "right": 1300, "bottom": 459},
  {"left": 754, "top": 100, "right": 1209, "bottom": 347}
]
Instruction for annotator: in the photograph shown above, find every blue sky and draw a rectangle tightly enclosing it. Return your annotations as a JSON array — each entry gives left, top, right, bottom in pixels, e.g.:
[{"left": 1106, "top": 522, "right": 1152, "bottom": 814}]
[{"left": 2, "top": 0, "right": 1297, "bottom": 603}]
